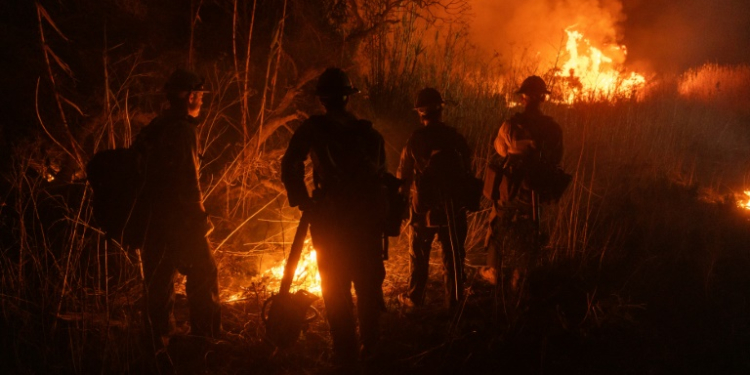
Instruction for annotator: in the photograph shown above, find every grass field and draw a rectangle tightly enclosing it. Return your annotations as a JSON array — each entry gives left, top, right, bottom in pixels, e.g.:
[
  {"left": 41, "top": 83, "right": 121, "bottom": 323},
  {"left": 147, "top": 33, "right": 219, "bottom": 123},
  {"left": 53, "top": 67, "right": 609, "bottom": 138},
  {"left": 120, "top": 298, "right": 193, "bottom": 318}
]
[{"left": 2, "top": 2, "right": 750, "bottom": 374}]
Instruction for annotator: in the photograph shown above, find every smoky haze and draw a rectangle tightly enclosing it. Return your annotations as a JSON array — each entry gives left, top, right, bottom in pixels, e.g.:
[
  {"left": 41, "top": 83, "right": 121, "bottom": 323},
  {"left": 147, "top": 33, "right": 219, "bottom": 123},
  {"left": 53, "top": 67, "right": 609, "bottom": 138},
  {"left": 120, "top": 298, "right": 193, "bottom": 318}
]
[
  {"left": 621, "top": 0, "right": 750, "bottom": 73},
  {"left": 468, "top": 0, "right": 750, "bottom": 75},
  {"left": 469, "top": 0, "right": 627, "bottom": 73}
]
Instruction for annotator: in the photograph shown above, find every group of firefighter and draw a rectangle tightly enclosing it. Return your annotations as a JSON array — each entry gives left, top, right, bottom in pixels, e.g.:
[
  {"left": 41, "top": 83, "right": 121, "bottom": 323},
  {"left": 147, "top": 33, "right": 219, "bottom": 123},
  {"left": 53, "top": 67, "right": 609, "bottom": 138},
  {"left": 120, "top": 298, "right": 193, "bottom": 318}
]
[{"left": 132, "top": 67, "right": 564, "bottom": 369}]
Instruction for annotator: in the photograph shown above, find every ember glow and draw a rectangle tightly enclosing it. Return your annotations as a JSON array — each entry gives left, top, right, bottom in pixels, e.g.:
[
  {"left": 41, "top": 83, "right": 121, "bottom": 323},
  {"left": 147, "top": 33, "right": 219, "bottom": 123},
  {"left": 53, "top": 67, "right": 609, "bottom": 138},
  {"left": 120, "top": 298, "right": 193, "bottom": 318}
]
[
  {"left": 555, "top": 28, "right": 646, "bottom": 103},
  {"left": 738, "top": 191, "right": 750, "bottom": 210}
]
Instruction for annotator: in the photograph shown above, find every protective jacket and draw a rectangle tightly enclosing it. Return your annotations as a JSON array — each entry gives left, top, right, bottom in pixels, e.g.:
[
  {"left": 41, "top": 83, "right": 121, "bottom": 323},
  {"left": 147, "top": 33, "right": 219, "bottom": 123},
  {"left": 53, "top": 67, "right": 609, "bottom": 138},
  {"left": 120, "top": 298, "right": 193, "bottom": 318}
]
[
  {"left": 485, "top": 109, "right": 564, "bottom": 272},
  {"left": 494, "top": 111, "right": 562, "bottom": 166},
  {"left": 281, "top": 112, "right": 386, "bottom": 210},
  {"left": 397, "top": 122, "right": 472, "bottom": 215},
  {"left": 134, "top": 109, "right": 207, "bottom": 228}
]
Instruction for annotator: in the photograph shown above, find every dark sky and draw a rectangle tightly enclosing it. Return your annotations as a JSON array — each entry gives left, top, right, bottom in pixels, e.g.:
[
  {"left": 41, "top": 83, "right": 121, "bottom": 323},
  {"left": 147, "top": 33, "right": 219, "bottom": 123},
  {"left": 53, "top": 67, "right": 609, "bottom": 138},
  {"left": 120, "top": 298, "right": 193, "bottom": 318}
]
[{"left": 622, "top": 0, "right": 750, "bottom": 72}]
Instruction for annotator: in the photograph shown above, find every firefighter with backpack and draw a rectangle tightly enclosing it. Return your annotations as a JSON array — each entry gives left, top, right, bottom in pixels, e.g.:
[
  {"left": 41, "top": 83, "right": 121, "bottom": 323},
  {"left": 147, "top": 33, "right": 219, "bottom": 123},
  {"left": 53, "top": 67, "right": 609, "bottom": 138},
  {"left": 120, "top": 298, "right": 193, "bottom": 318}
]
[
  {"left": 397, "top": 88, "right": 479, "bottom": 311},
  {"left": 87, "top": 69, "right": 226, "bottom": 372},
  {"left": 482, "top": 75, "right": 567, "bottom": 291},
  {"left": 131, "top": 69, "right": 224, "bottom": 368}
]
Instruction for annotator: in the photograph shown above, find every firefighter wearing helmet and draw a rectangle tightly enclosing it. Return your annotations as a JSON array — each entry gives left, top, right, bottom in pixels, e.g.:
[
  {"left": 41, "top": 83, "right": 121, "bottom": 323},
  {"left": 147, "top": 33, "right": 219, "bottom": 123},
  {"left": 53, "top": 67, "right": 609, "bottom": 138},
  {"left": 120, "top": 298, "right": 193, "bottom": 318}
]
[
  {"left": 397, "top": 87, "right": 477, "bottom": 311},
  {"left": 482, "top": 75, "right": 565, "bottom": 291},
  {"left": 281, "top": 67, "right": 388, "bottom": 366},
  {"left": 130, "top": 68, "right": 224, "bottom": 367}
]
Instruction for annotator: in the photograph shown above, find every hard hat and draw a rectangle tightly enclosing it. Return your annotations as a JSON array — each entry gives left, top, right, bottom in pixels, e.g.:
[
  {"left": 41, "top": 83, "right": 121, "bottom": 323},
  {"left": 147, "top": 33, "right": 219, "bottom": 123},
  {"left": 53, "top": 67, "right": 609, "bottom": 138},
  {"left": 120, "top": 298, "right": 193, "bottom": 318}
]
[
  {"left": 315, "top": 68, "right": 360, "bottom": 97},
  {"left": 516, "top": 75, "right": 551, "bottom": 95},
  {"left": 414, "top": 87, "right": 444, "bottom": 109},
  {"left": 164, "top": 69, "right": 209, "bottom": 93}
]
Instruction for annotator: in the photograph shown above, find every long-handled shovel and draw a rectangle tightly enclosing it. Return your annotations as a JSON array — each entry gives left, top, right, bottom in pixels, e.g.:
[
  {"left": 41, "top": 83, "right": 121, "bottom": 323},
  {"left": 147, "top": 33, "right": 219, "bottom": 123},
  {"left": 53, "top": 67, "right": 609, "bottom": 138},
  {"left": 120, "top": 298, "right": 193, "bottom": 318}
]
[{"left": 262, "top": 213, "right": 320, "bottom": 348}]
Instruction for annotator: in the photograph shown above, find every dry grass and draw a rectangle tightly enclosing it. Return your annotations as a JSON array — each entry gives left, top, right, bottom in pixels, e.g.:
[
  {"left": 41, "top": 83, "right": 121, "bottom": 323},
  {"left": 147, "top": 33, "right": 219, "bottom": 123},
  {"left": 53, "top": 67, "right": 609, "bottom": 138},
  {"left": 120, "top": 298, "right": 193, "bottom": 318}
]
[
  {"left": 3, "top": 1, "right": 750, "bottom": 374},
  {"left": 678, "top": 63, "right": 750, "bottom": 115}
]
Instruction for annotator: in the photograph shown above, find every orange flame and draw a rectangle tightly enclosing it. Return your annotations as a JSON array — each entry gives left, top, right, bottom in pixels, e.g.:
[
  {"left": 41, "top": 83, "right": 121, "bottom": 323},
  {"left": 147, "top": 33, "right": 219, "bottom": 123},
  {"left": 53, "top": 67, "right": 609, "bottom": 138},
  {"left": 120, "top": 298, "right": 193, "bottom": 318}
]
[
  {"left": 258, "top": 239, "right": 322, "bottom": 296},
  {"left": 265, "top": 239, "right": 322, "bottom": 296},
  {"left": 224, "top": 239, "right": 322, "bottom": 303},
  {"left": 738, "top": 191, "right": 750, "bottom": 210},
  {"left": 555, "top": 28, "right": 645, "bottom": 103}
]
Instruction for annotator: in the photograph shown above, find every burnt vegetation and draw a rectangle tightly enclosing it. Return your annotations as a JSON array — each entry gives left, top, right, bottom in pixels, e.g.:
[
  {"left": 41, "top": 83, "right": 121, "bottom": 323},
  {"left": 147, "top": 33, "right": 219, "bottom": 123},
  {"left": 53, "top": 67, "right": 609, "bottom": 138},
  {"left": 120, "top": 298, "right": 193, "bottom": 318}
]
[{"left": 2, "top": 1, "right": 750, "bottom": 374}]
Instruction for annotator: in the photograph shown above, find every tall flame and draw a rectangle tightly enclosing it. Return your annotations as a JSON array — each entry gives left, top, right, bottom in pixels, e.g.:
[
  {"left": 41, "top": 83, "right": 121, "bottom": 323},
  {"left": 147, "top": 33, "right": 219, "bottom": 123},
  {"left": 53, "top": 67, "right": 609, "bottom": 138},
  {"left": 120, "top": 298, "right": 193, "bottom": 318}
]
[
  {"left": 738, "top": 191, "right": 750, "bottom": 210},
  {"left": 555, "top": 28, "right": 645, "bottom": 103}
]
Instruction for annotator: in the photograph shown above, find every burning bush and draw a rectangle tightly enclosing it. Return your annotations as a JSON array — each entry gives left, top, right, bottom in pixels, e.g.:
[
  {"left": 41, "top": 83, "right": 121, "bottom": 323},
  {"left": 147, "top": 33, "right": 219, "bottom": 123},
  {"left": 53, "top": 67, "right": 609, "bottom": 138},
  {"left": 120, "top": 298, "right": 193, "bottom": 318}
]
[{"left": 552, "top": 28, "right": 646, "bottom": 103}]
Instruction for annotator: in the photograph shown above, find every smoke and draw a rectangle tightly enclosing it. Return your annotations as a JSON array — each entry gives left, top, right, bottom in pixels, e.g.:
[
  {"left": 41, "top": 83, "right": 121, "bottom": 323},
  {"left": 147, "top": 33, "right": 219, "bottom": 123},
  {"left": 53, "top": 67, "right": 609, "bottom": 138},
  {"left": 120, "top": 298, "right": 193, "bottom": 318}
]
[
  {"left": 468, "top": 0, "right": 750, "bottom": 75},
  {"left": 469, "top": 0, "right": 628, "bottom": 73},
  {"left": 621, "top": 0, "right": 750, "bottom": 73}
]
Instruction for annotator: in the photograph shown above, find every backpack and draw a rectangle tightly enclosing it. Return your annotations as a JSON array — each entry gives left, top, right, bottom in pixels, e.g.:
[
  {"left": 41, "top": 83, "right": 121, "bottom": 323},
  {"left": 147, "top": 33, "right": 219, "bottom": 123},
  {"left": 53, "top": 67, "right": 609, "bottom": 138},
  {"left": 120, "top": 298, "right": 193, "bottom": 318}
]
[
  {"left": 415, "top": 147, "right": 482, "bottom": 214},
  {"left": 314, "top": 118, "right": 383, "bottom": 188},
  {"left": 525, "top": 159, "right": 572, "bottom": 203},
  {"left": 309, "top": 116, "right": 403, "bottom": 235},
  {"left": 86, "top": 147, "right": 146, "bottom": 248}
]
